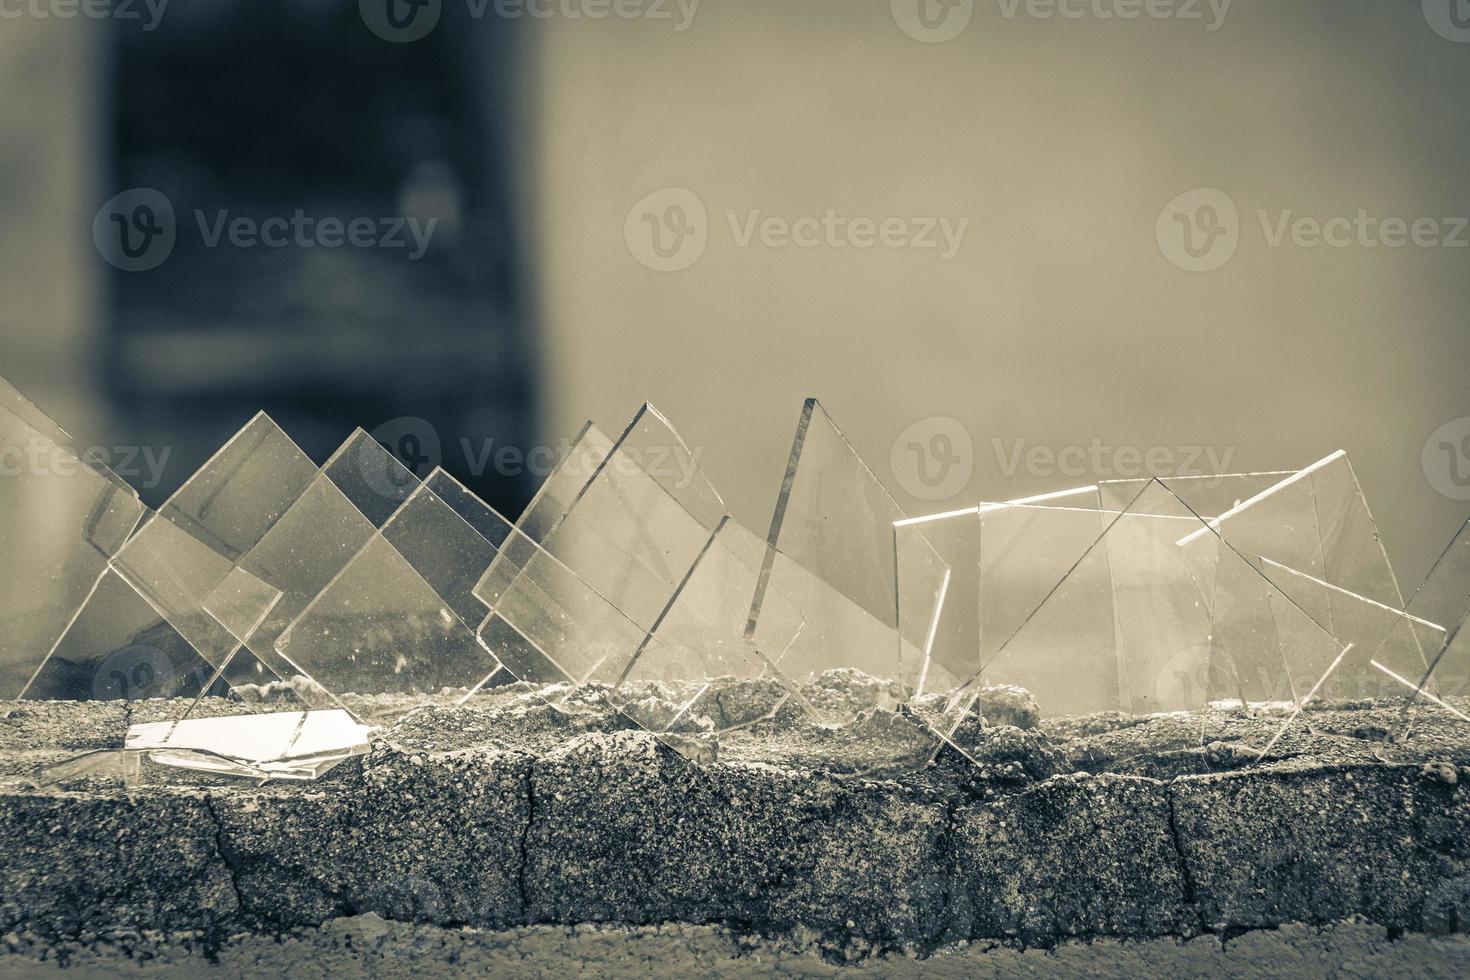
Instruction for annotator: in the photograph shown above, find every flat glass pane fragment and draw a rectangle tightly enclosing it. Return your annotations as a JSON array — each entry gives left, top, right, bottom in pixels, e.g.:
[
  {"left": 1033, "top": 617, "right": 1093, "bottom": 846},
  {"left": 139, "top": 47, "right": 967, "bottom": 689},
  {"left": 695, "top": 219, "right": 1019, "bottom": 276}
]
[
  {"left": 475, "top": 408, "right": 808, "bottom": 731},
  {"left": 23, "top": 568, "right": 223, "bottom": 702},
  {"left": 1178, "top": 453, "right": 1413, "bottom": 682},
  {"left": 895, "top": 487, "right": 1101, "bottom": 702},
  {"left": 26, "top": 512, "right": 284, "bottom": 704},
  {"left": 747, "top": 400, "right": 947, "bottom": 710},
  {"left": 961, "top": 482, "right": 1346, "bottom": 729},
  {"left": 272, "top": 475, "right": 503, "bottom": 722},
  {"left": 1399, "top": 518, "right": 1470, "bottom": 709},
  {"left": 1259, "top": 559, "right": 1447, "bottom": 700},
  {"left": 639, "top": 518, "right": 809, "bottom": 729},
  {"left": 509, "top": 404, "right": 725, "bottom": 632},
  {"left": 156, "top": 412, "right": 319, "bottom": 562},
  {"left": 1097, "top": 472, "right": 1301, "bottom": 521},
  {"left": 0, "top": 409, "right": 147, "bottom": 700},
  {"left": 198, "top": 430, "right": 425, "bottom": 701}
]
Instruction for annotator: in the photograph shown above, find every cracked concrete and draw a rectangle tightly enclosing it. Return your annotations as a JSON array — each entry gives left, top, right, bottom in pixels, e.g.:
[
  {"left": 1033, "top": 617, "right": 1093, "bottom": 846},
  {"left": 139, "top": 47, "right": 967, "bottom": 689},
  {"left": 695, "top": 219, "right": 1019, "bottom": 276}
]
[{"left": 1, "top": 696, "right": 1469, "bottom": 960}]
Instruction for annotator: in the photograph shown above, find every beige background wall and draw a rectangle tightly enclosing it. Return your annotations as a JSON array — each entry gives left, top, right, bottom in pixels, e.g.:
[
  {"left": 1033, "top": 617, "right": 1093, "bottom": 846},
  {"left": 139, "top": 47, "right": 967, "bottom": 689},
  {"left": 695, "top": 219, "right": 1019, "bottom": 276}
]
[{"left": 528, "top": 0, "right": 1470, "bottom": 587}]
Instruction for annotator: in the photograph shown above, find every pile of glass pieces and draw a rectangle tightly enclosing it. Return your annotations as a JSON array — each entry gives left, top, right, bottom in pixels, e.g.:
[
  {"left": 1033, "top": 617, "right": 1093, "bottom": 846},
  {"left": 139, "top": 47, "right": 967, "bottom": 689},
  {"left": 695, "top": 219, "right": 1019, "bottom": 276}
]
[
  {"left": 4, "top": 368, "right": 1467, "bottom": 784},
  {"left": 899, "top": 456, "right": 1470, "bottom": 762}
]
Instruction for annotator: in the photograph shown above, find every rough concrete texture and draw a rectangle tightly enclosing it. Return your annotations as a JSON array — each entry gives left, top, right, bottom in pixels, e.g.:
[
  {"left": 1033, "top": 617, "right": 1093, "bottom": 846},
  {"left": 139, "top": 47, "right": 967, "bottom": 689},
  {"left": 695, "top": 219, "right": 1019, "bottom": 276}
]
[
  {"left": 2, "top": 918, "right": 1469, "bottom": 978},
  {"left": 1, "top": 692, "right": 1469, "bottom": 974}
]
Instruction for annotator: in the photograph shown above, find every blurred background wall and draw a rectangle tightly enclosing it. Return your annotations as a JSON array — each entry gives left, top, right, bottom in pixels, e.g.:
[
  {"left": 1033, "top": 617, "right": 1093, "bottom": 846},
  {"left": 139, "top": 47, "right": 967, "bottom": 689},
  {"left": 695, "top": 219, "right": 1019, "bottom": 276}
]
[
  {"left": 529, "top": 0, "right": 1470, "bottom": 587},
  {"left": 0, "top": 0, "right": 1467, "bottom": 587}
]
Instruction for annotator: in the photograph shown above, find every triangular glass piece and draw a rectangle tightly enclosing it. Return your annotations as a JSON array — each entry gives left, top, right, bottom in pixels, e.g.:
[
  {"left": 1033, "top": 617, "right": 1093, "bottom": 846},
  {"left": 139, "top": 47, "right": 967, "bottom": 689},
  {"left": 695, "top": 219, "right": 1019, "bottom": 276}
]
[
  {"left": 23, "top": 568, "right": 226, "bottom": 701},
  {"left": 518, "top": 421, "right": 616, "bottom": 544},
  {"left": 25, "top": 513, "right": 282, "bottom": 704},
  {"left": 1168, "top": 453, "right": 1423, "bottom": 707},
  {"left": 975, "top": 484, "right": 1200, "bottom": 718},
  {"left": 154, "top": 412, "right": 319, "bottom": 563},
  {"left": 746, "top": 399, "right": 948, "bottom": 710},
  {"left": 272, "top": 471, "right": 503, "bottom": 724},
  {"left": 1372, "top": 517, "right": 1470, "bottom": 720},
  {"left": 1097, "top": 471, "right": 1302, "bottom": 520},
  {"left": 633, "top": 516, "right": 814, "bottom": 730},
  {"left": 1, "top": 406, "right": 148, "bottom": 701},
  {"left": 1256, "top": 558, "right": 1447, "bottom": 701},
  {"left": 1175, "top": 452, "right": 1407, "bottom": 630}
]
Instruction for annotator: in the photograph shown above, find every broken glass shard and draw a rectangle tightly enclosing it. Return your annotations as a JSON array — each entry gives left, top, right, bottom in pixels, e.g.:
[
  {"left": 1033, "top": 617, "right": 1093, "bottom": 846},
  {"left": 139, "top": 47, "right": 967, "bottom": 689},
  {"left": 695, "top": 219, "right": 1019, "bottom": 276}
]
[
  {"left": 1396, "top": 518, "right": 1470, "bottom": 712},
  {"left": 1170, "top": 453, "right": 1423, "bottom": 704},
  {"left": 155, "top": 412, "right": 320, "bottom": 563},
  {"left": 1096, "top": 471, "right": 1301, "bottom": 520},
  {"left": 24, "top": 507, "right": 283, "bottom": 704},
  {"left": 1, "top": 407, "right": 148, "bottom": 701},
  {"left": 126, "top": 708, "right": 371, "bottom": 781},
  {"left": 893, "top": 487, "right": 1103, "bottom": 700},
  {"left": 495, "top": 404, "right": 725, "bottom": 632},
  {"left": 272, "top": 472, "right": 503, "bottom": 723},
  {"left": 196, "top": 429, "right": 424, "bottom": 703},
  {"left": 476, "top": 407, "right": 808, "bottom": 729},
  {"left": 746, "top": 400, "right": 947, "bottom": 712},
  {"left": 1256, "top": 559, "right": 1447, "bottom": 700},
  {"left": 938, "top": 481, "right": 1348, "bottom": 737}
]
